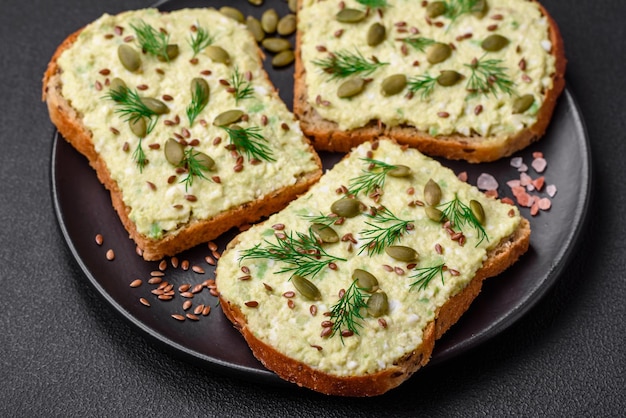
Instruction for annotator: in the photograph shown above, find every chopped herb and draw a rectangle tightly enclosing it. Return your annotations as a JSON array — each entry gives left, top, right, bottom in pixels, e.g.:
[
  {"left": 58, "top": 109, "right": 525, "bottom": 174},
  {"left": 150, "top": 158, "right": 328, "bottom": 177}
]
[
  {"left": 464, "top": 55, "right": 515, "bottom": 97},
  {"left": 188, "top": 25, "right": 213, "bottom": 57},
  {"left": 359, "top": 206, "right": 413, "bottom": 255},
  {"left": 409, "top": 263, "right": 446, "bottom": 290},
  {"left": 302, "top": 212, "right": 340, "bottom": 228},
  {"left": 179, "top": 148, "right": 211, "bottom": 191},
  {"left": 355, "top": 0, "right": 388, "bottom": 8},
  {"left": 105, "top": 86, "right": 161, "bottom": 134},
  {"left": 444, "top": 0, "right": 483, "bottom": 26},
  {"left": 401, "top": 36, "right": 435, "bottom": 52},
  {"left": 330, "top": 279, "right": 369, "bottom": 342},
  {"left": 438, "top": 194, "right": 488, "bottom": 245},
  {"left": 313, "top": 49, "right": 388, "bottom": 80},
  {"left": 407, "top": 74, "right": 438, "bottom": 99},
  {"left": 349, "top": 158, "right": 400, "bottom": 196},
  {"left": 186, "top": 80, "right": 209, "bottom": 126},
  {"left": 130, "top": 20, "right": 171, "bottom": 61},
  {"left": 221, "top": 125, "right": 275, "bottom": 162},
  {"left": 132, "top": 137, "right": 147, "bottom": 172},
  {"left": 229, "top": 66, "right": 255, "bottom": 104}
]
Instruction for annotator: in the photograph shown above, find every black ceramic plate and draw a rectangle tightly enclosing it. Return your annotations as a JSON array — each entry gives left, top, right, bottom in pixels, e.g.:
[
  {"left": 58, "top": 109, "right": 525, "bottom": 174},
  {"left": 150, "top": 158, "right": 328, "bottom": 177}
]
[{"left": 50, "top": 0, "right": 591, "bottom": 386}]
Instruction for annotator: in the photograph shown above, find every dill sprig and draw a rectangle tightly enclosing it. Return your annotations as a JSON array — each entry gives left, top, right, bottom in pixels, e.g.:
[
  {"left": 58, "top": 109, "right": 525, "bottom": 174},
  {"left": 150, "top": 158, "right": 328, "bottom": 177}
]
[
  {"left": 401, "top": 37, "right": 435, "bottom": 52},
  {"left": 179, "top": 148, "right": 211, "bottom": 191},
  {"left": 188, "top": 26, "right": 213, "bottom": 57},
  {"left": 359, "top": 206, "right": 413, "bottom": 255},
  {"left": 186, "top": 80, "right": 209, "bottom": 126},
  {"left": 464, "top": 56, "right": 515, "bottom": 97},
  {"left": 438, "top": 194, "right": 488, "bottom": 245},
  {"left": 356, "top": 0, "right": 388, "bottom": 8},
  {"left": 221, "top": 125, "right": 275, "bottom": 162},
  {"left": 349, "top": 158, "right": 399, "bottom": 196},
  {"left": 313, "top": 49, "right": 388, "bottom": 80},
  {"left": 229, "top": 66, "right": 255, "bottom": 104},
  {"left": 329, "top": 279, "right": 369, "bottom": 341},
  {"left": 130, "top": 20, "right": 171, "bottom": 61},
  {"left": 444, "top": 0, "right": 482, "bottom": 25},
  {"left": 407, "top": 74, "right": 438, "bottom": 99},
  {"left": 105, "top": 86, "right": 161, "bottom": 134},
  {"left": 409, "top": 263, "right": 446, "bottom": 290},
  {"left": 238, "top": 229, "right": 346, "bottom": 279},
  {"left": 132, "top": 138, "right": 147, "bottom": 172},
  {"left": 302, "top": 212, "right": 340, "bottom": 228}
]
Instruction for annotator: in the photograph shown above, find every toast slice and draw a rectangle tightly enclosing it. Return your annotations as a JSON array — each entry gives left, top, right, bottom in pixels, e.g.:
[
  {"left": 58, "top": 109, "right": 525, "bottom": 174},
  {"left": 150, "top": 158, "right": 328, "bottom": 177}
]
[
  {"left": 43, "top": 8, "right": 322, "bottom": 260},
  {"left": 216, "top": 138, "right": 530, "bottom": 396},
  {"left": 294, "top": 0, "right": 566, "bottom": 162}
]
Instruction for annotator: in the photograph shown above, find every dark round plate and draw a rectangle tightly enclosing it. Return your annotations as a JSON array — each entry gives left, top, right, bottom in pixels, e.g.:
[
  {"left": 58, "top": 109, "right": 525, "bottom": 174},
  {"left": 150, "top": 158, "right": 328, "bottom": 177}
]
[{"left": 50, "top": 0, "right": 591, "bottom": 387}]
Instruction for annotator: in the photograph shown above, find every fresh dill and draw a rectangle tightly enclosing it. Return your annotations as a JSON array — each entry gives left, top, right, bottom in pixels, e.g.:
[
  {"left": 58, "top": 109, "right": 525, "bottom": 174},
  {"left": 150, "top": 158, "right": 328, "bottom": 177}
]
[
  {"left": 179, "top": 148, "right": 211, "bottom": 191},
  {"left": 409, "top": 263, "right": 446, "bottom": 291},
  {"left": 130, "top": 20, "right": 171, "bottom": 61},
  {"left": 438, "top": 194, "right": 488, "bottom": 245},
  {"left": 401, "top": 36, "right": 435, "bottom": 52},
  {"left": 228, "top": 66, "right": 255, "bottom": 104},
  {"left": 464, "top": 56, "right": 515, "bottom": 97},
  {"left": 220, "top": 125, "right": 275, "bottom": 162},
  {"left": 444, "top": 0, "right": 483, "bottom": 25},
  {"left": 348, "top": 158, "right": 400, "bottom": 196},
  {"left": 329, "top": 279, "right": 369, "bottom": 341},
  {"left": 312, "top": 49, "right": 388, "bottom": 80},
  {"left": 132, "top": 138, "right": 147, "bottom": 172},
  {"left": 105, "top": 86, "right": 161, "bottom": 134},
  {"left": 186, "top": 80, "right": 209, "bottom": 126},
  {"left": 407, "top": 74, "right": 438, "bottom": 99},
  {"left": 355, "top": 0, "right": 388, "bottom": 8},
  {"left": 188, "top": 25, "right": 213, "bottom": 57},
  {"left": 302, "top": 212, "right": 341, "bottom": 228},
  {"left": 238, "top": 229, "right": 347, "bottom": 279},
  {"left": 359, "top": 206, "right": 413, "bottom": 255}
]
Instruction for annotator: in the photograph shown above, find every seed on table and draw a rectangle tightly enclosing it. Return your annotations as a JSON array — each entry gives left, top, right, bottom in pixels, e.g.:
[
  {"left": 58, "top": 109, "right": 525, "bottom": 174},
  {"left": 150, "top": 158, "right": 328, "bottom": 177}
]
[
  {"left": 148, "top": 277, "right": 162, "bottom": 285},
  {"left": 186, "top": 313, "right": 200, "bottom": 321},
  {"left": 183, "top": 300, "right": 192, "bottom": 311},
  {"left": 106, "top": 249, "right": 115, "bottom": 260},
  {"left": 95, "top": 234, "right": 104, "bottom": 246},
  {"left": 202, "top": 306, "right": 211, "bottom": 316},
  {"left": 194, "top": 304, "right": 205, "bottom": 315},
  {"left": 129, "top": 279, "right": 142, "bottom": 288},
  {"left": 192, "top": 266, "right": 205, "bottom": 274},
  {"left": 178, "top": 284, "right": 191, "bottom": 292},
  {"left": 139, "top": 298, "right": 151, "bottom": 307},
  {"left": 171, "top": 314, "right": 185, "bottom": 321}
]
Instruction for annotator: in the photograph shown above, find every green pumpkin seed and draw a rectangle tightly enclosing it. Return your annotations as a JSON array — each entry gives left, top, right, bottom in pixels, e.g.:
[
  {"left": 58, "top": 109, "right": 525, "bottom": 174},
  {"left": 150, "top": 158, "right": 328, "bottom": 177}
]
[
  {"left": 336, "top": 8, "right": 366, "bottom": 23},
  {"left": 157, "top": 44, "right": 179, "bottom": 62},
  {"left": 292, "top": 275, "right": 321, "bottom": 301},
  {"left": 118, "top": 44, "right": 141, "bottom": 72},
  {"left": 482, "top": 34, "right": 509, "bottom": 52},
  {"left": 141, "top": 97, "right": 169, "bottom": 115},
  {"left": 261, "top": 37, "right": 292, "bottom": 53},
  {"left": 330, "top": 197, "right": 361, "bottom": 218},
  {"left": 381, "top": 74, "right": 407, "bottom": 96},
  {"left": 352, "top": 269, "right": 379, "bottom": 293},
  {"left": 109, "top": 77, "right": 127, "bottom": 98},
  {"left": 129, "top": 117, "right": 146, "bottom": 138},
  {"left": 213, "top": 109, "right": 244, "bottom": 126},
  {"left": 277, "top": 14, "right": 297, "bottom": 36},
  {"left": 385, "top": 245, "right": 418, "bottom": 262},
  {"left": 472, "top": 0, "right": 488, "bottom": 18},
  {"left": 204, "top": 45, "right": 230, "bottom": 64},
  {"left": 437, "top": 70, "right": 463, "bottom": 87},
  {"left": 310, "top": 223, "right": 339, "bottom": 243},
  {"left": 164, "top": 138, "right": 185, "bottom": 166},
  {"left": 271, "top": 49, "right": 295, "bottom": 67},
  {"left": 470, "top": 200, "right": 486, "bottom": 225},
  {"left": 425, "top": 205, "right": 444, "bottom": 222},
  {"left": 512, "top": 94, "right": 534, "bottom": 114},
  {"left": 367, "top": 22, "right": 386, "bottom": 47},
  {"left": 261, "top": 9, "right": 279, "bottom": 34},
  {"left": 388, "top": 164, "right": 411, "bottom": 177},
  {"left": 190, "top": 78, "right": 210, "bottom": 106},
  {"left": 337, "top": 78, "right": 365, "bottom": 99},
  {"left": 195, "top": 151, "right": 215, "bottom": 171},
  {"left": 219, "top": 6, "right": 245, "bottom": 23},
  {"left": 367, "top": 292, "right": 389, "bottom": 317},
  {"left": 248, "top": 0, "right": 263, "bottom": 5},
  {"left": 424, "top": 179, "right": 442, "bottom": 206},
  {"left": 246, "top": 16, "right": 265, "bottom": 43},
  {"left": 288, "top": 0, "right": 297, "bottom": 13},
  {"left": 426, "top": 1, "right": 447, "bottom": 18},
  {"left": 427, "top": 42, "right": 452, "bottom": 64}
]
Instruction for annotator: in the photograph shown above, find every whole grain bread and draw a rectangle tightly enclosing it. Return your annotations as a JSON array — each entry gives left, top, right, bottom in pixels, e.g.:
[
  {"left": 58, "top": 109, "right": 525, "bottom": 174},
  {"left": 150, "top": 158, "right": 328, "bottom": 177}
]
[{"left": 294, "top": 0, "right": 566, "bottom": 162}]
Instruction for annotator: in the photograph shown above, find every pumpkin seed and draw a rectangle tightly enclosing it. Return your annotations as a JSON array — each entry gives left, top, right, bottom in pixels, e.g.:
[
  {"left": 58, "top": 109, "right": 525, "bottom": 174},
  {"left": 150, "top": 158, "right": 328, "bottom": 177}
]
[
  {"left": 367, "top": 292, "right": 389, "bottom": 317},
  {"left": 482, "top": 34, "right": 509, "bottom": 52},
  {"left": 271, "top": 49, "right": 294, "bottom": 67},
  {"left": 141, "top": 97, "right": 169, "bottom": 114},
  {"left": 512, "top": 94, "right": 534, "bottom": 114},
  {"left": 427, "top": 42, "right": 452, "bottom": 64},
  {"left": 388, "top": 164, "right": 411, "bottom": 177},
  {"left": 425, "top": 206, "right": 444, "bottom": 222},
  {"left": 277, "top": 14, "right": 297, "bottom": 36},
  {"left": 336, "top": 8, "right": 366, "bottom": 23},
  {"left": 288, "top": 0, "right": 297, "bottom": 13},
  {"left": 330, "top": 197, "right": 361, "bottom": 218},
  {"left": 213, "top": 109, "right": 244, "bottom": 126},
  {"left": 437, "top": 70, "right": 463, "bottom": 87},
  {"left": 204, "top": 45, "right": 230, "bottom": 64},
  {"left": 246, "top": 16, "right": 265, "bottom": 43},
  {"left": 337, "top": 78, "right": 365, "bottom": 99},
  {"left": 164, "top": 138, "right": 185, "bottom": 166},
  {"left": 261, "top": 9, "right": 279, "bottom": 34},
  {"left": 352, "top": 269, "right": 379, "bottom": 293},
  {"left": 118, "top": 44, "right": 141, "bottom": 72},
  {"left": 470, "top": 200, "right": 486, "bottom": 224},
  {"left": 248, "top": 0, "right": 263, "bottom": 5},
  {"left": 292, "top": 275, "right": 321, "bottom": 301},
  {"left": 472, "top": 0, "right": 488, "bottom": 18},
  {"left": 385, "top": 245, "right": 418, "bottom": 262},
  {"left": 190, "top": 78, "right": 210, "bottom": 106},
  {"left": 367, "top": 22, "right": 386, "bottom": 46},
  {"left": 195, "top": 151, "right": 215, "bottom": 171},
  {"left": 219, "top": 6, "right": 245, "bottom": 23},
  {"left": 129, "top": 117, "right": 146, "bottom": 138},
  {"left": 310, "top": 223, "right": 339, "bottom": 243},
  {"left": 426, "top": 1, "right": 447, "bottom": 18},
  {"left": 424, "top": 179, "right": 442, "bottom": 206},
  {"left": 109, "top": 77, "right": 127, "bottom": 97},
  {"left": 261, "top": 37, "right": 292, "bottom": 53},
  {"left": 157, "top": 44, "right": 179, "bottom": 62},
  {"left": 381, "top": 74, "right": 407, "bottom": 96}
]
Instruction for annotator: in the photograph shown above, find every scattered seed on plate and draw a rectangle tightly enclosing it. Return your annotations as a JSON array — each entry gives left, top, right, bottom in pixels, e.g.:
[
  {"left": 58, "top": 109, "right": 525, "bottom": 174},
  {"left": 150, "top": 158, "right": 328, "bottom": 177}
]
[
  {"left": 129, "top": 279, "right": 142, "bottom": 288},
  {"left": 139, "top": 298, "right": 151, "bottom": 307},
  {"left": 106, "top": 249, "right": 115, "bottom": 260},
  {"left": 95, "top": 234, "right": 104, "bottom": 246}
]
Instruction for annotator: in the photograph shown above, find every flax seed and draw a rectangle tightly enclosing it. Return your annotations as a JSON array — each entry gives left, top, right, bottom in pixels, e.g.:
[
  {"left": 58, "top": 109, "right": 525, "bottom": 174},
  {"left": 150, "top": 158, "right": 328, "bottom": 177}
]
[
  {"left": 202, "top": 305, "right": 211, "bottom": 316},
  {"left": 158, "top": 295, "right": 173, "bottom": 301},
  {"left": 245, "top": 301, "right": 259, "bottom": 307},
  {"left": 171, "top": 314, "right": 185, "bottom": 321},
  {"left": 181, "top": 260, "right": 190, "bottom": 271},
  {"left": 186, "top": 313, "right": 199, "bottom": 321},
  {"left": 191, "top": 284, "right": 204, "bottom": 294},
  {"left": 95, "top": 234, "right": 104, "bottom": 245},
  {"left": 130, "top": 279, "right": 142, "bottom": 288},
  {"left": 140, "top": 298, "right": 151, "bottom": 307},
  {"left": 182, "top": 300, "right": 192, "bottom": 311},
  {"left": 263, "top": 283, "right": 273, "bottom": 291},
  {"left": 192, "top": 265, "right": 205, "bottom": 274},
  {"left": 106, "top": 249, "right": 115, "bottom": 261},
  {"left": 148, "top": 277, "right": 162, "bottom": 285}
]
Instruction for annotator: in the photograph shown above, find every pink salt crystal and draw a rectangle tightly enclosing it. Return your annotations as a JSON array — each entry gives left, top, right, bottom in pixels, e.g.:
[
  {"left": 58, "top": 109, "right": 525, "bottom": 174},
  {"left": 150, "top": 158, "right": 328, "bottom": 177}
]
[
  {"left": 546, "top": 184, "right": 557, "bottom": 197},
  {"left": 519, "top": 172, "right": 532, "bottom": 186},
  {"left": 507, "top": 179, "right": 521, "bottom": 188},
  {"left": 510, "top": 156, "right": 523, "bottom": 168},
  {"left": 532, "top": 151, "right": 544, "bottom": 159},
  {"left": 538, "top": 197, "right": 552, "bottom": 210},
  {"left": 532, "top": 157, "right": 547, "bottom": 173},
  {"left": 518, "top": 163, "right": 528, "bottom": 172},
  {"left": 477, "top": 173, "right": 498, "bottom": 191},
  {"left": 457, "top": 171, "right": 468, "bottom": 182}
]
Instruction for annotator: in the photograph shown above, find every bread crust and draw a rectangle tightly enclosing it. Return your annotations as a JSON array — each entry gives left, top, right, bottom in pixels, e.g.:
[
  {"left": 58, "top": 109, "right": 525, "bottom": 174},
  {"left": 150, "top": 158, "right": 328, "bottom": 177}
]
[
  {"left": 43, "top": 18, "right": 323, "bottom": 261},
  {"left": 219, "top": 215, "right": 530, "bottom": 397},
  {"left": 293, "top": 0, "right": 567, "bottom": 163}
]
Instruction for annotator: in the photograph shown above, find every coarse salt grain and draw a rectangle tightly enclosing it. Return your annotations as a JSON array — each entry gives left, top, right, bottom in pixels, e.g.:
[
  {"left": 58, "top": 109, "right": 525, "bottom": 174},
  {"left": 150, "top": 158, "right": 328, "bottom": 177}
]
[
  {"left": 477, "top": 173, "right": 498, "bottom": 191},
  {"left": 546, "top": 184, "right": 557, "bottom": 197},
  {"left": 532, "top": 157, "right": 547, "bottom": 173}
]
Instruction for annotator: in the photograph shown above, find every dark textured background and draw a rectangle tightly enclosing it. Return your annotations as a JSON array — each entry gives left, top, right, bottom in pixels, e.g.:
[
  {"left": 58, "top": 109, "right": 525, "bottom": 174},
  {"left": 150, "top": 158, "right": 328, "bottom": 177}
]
[{"left": 1, "top": 0, "right": 624, "bottom": 416}]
